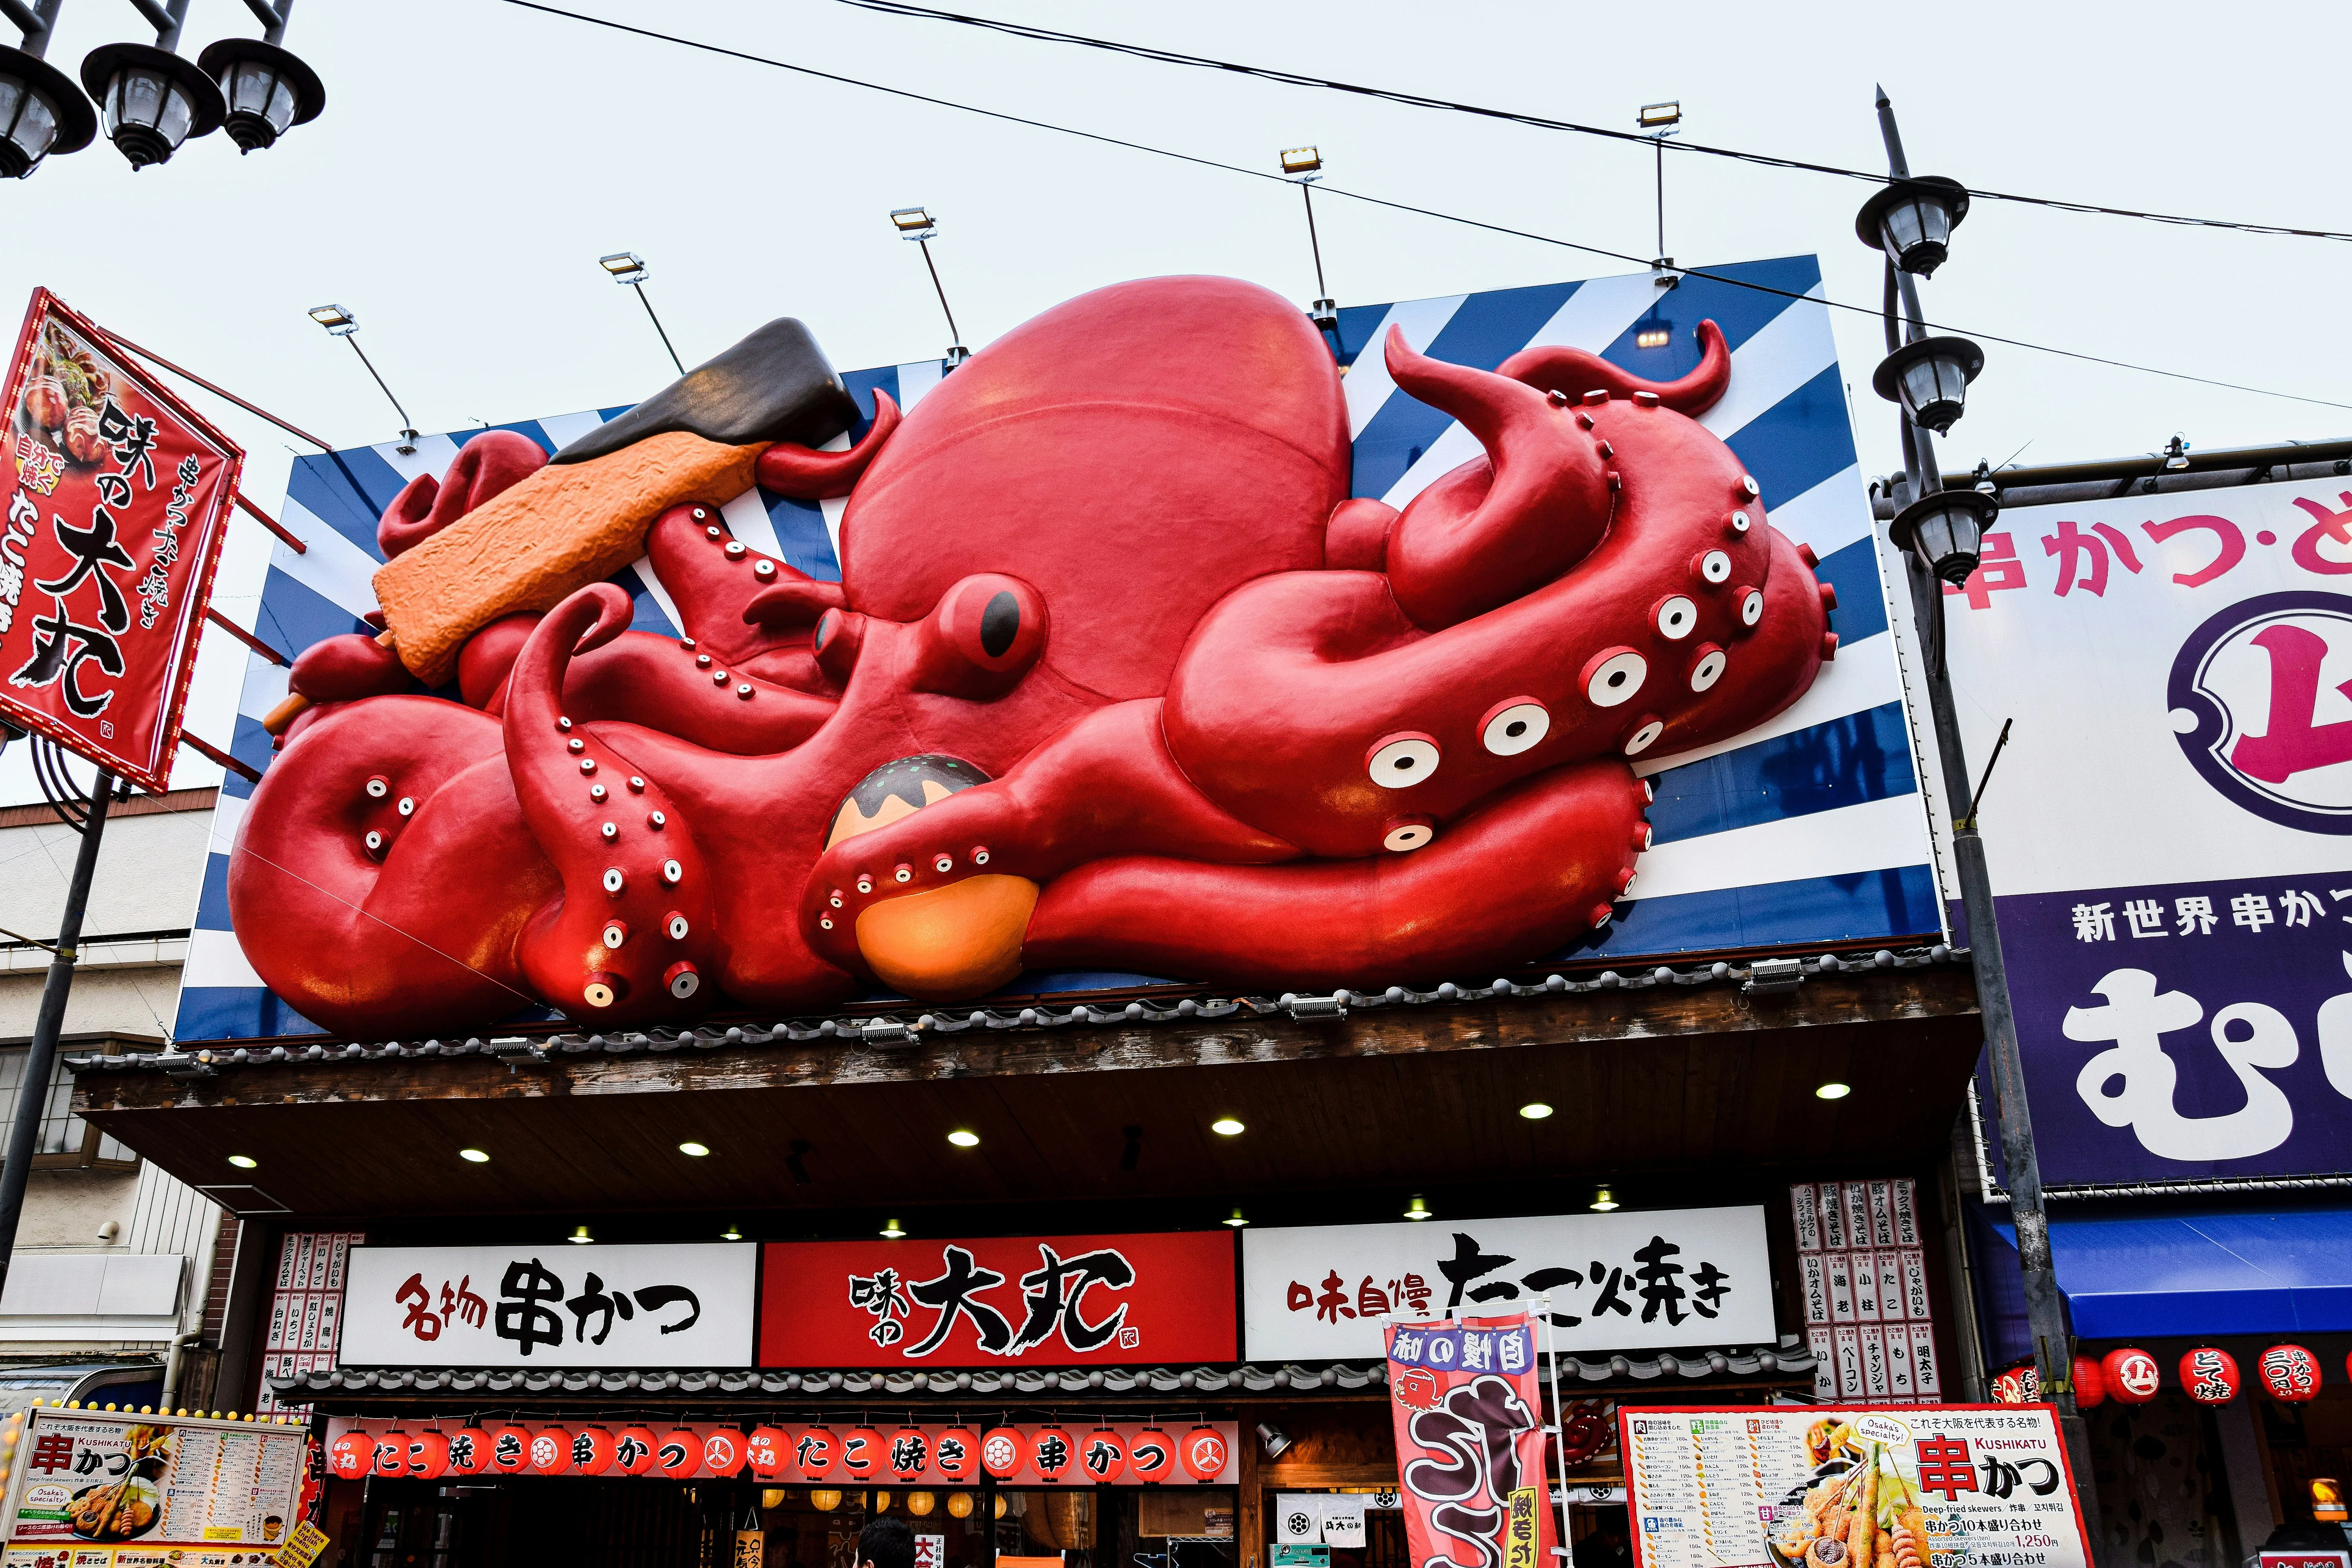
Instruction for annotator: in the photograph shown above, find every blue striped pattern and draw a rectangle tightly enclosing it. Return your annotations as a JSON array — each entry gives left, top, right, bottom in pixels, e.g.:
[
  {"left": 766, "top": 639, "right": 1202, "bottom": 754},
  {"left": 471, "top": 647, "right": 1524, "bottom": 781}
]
[{"left": 173, "top": 257, "right": 1936, "bottom": 1040}]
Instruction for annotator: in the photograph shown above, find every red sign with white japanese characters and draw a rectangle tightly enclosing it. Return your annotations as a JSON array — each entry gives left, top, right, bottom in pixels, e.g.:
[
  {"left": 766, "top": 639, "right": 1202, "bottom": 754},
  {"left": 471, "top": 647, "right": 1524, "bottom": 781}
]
[
  {"left": 758, "top": 1232, "right": 1235, "bottom": 1367},
  {"left": 2, "top": 290, "right": 241, "bottom": 792},
  {"left": 1387, "top": 1312, "right": 1558, "bottom": 1568}
]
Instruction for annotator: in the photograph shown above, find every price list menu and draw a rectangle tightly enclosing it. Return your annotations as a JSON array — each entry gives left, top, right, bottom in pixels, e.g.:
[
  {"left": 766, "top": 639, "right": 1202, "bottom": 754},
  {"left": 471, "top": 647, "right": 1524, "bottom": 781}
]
[{"left": 1622, "top": 1414, "right": 1771, "bottom": 1568}]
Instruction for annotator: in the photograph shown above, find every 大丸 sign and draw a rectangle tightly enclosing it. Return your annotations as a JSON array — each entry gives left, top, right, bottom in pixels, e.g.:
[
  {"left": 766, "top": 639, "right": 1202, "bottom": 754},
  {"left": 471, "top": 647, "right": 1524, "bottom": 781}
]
[
  {"left": 1242, "top": 1208, "right": 1773, "bottom": 1361},
  {"left": 339, "top": 1243, "right": 755, "bottom": 1368},
  {"left": 2, "top": 290, "right": 241, "bottom": 791}
]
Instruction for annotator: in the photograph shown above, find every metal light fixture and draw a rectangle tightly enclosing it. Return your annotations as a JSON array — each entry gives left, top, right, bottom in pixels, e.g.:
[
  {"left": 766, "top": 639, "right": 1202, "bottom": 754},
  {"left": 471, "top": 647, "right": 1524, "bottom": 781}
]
[
  {"left": 309, "top": 302, "right": 419, "bottom": 454},
  {"left": 1871, "top": 334, "right": 1984, "bottom": 435},
  {"left": 1402, "top": 1194, "right": 1431, "bottom": 1221},
  {"left": 568, "top": 1224, "right": 594, "bottom": 1243},
  {"left": 1888, "top": 486, "right": 2000, "bottom": 587},
  {"left": 1590, "top": 1186, "right": 1620, "bottom": 1212},
  {"left": 1637, "top": 101, "right": 1681, "bottom": 129},
  {"left": 1222, "top": 1206, "right": 1248, "bottom": 1228},
  {"left": 80, "top": 0, "right": 224, "bottom": 171},
  {"left": 1855, "top": 175, "right": 1971, "bottom": 276},
  {"left": 196, "top": 31, "right": 320, "bottom": 154},
  {"left": 1255, "top": 1422, "right": 1292, "bottom": 1459},
  {"left": 2163, "top": 435, "right": 2190, "bottom": 471},
  {"left": 879, "top": 1217, "right": 906, "bottom": 1238},
  {"left": 720, "top": 1222, "right": 743, "bottom": 1241},
  {"left": 599, "top": 251, "right": 682, "bottom": 375},
  {"left": 891, "top": 207, "right": 968, "bottom": 370},
  {"left": 0, "top": 1, "right": 97, "bottom": 181},
  {"left": 1278, "top": 147, "right": 1338, "bottom": 334},
  {"left": 1277, "top": 145, "right": 1321, "bottom": 174}
]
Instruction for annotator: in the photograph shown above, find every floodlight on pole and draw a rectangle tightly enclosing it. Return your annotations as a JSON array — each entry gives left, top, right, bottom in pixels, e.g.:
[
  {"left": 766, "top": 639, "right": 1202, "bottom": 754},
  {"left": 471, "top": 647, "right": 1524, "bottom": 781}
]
[
  {"left": 598, "top": 250, "right": 684, "bottom": 377},
  {"left": 1637, "top": 100, "right": 1681, "bottom": 284},
  {"left": 1278, "top": 146, "right": 1338, "bottom": 336},
  {"left": 891, "top": 207, "right": 968, "bottom": 371},
  {"left": 309, "top": 303, "right": 418, "bottom": 455}
]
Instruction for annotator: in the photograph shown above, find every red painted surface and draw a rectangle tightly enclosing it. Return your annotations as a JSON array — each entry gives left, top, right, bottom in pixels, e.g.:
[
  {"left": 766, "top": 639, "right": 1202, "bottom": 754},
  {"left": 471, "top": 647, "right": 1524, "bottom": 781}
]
[{"left": 230, "top": 276, "right": 1829, "bottom": 1032}]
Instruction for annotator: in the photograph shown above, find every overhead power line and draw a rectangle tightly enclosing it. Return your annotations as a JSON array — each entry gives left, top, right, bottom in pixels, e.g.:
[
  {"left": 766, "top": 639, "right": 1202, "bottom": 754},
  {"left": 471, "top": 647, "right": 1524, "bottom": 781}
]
[
  {"left": 838, "top": 0, "right": 2352, "bottom": 246},
  {"left": 505, "top": 2, "right": 2352, "bottom": 413}
]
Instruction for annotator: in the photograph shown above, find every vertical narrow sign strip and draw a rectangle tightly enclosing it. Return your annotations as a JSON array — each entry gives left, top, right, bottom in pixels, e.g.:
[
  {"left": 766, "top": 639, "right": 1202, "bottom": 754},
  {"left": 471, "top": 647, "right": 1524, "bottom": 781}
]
[{"left": 1387, "top": 1312, "right": 1557, "bottom": 1568}]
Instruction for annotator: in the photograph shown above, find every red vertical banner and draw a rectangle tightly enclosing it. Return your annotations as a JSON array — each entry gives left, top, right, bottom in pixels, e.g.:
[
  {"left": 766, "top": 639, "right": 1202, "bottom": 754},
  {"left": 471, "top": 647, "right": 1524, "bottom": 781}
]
[
  {"left": 1387, "top": 1312, "right": 1558, "bottom": 1568},
  {"left": 2, "top": 289, "right": 242, "bottom": 791}
]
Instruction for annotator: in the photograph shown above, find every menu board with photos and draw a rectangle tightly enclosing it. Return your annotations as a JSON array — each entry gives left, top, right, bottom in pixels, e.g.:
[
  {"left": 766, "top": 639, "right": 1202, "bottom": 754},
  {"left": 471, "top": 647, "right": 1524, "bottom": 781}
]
[
  {"left": 1789, "top": 1180, "right": 1942, "bottom": 1405},
  {"left": 1, "top": 1409, "right": 306, "bottom": 1557},
  {"left": 1620, "top": 1406, "right": 2092, "bottom": 1568}
]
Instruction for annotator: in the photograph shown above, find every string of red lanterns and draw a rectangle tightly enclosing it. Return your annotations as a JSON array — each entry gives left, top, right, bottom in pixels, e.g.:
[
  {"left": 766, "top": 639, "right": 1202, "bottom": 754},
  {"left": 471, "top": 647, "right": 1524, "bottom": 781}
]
[{"left": 1978, "top": 1345, "right": 2329, "bottom": 1408}]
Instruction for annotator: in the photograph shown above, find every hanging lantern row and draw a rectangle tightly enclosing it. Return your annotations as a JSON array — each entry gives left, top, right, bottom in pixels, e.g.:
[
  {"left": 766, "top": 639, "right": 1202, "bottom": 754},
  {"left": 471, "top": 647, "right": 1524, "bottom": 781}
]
[
  {"left": 328, "top": 1421, "right": 1231, "bottom": 1484},
  {"left": 0, "top": 0, "right": 324, "bottom": 180},
  {"left": 1987, "top": 1346, "right": 2328, "bottom": 1408}
]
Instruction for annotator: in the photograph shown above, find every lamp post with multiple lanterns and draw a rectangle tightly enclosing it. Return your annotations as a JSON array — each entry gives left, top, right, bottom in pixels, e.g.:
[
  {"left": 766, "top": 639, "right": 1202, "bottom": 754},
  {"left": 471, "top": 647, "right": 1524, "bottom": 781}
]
[
  {"left": 1860, "top": 88, "right": 2092, "bottom": 1514},
  {"left": 1, "top": 0, "right": 320, "bottom": 177}
]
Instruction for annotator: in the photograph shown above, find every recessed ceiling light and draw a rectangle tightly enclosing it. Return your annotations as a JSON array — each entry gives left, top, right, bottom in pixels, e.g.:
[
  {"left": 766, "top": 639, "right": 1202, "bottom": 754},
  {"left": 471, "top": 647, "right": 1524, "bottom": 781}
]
[
  {"left": 720, "top": 1223, "right": 744, "bottom": 1241},
  {"left": 226, "top": 1155, "right": 257, "bottom": 1169},
  {"left": 459, "top": 1148, "right": 490, "bottom": 1163},
  {"left": 1211, "top": 1117, "right": 1245, "bottom": 1136},
  {"left": 1590, "top": 1187, "right": 1620, "bottom": 1212},
  {"left": 568, "top": 1225, "right": 593, "bottom": 1244},
  {"left": 1223, "top": 1206, "right": 1249, "bottom": 1228},
  {"left": 678, "top": 1142, "right": 710, "bottom": 1158},
  {"left": 880, "top": 1218, "right": 907, "bottom": 1239},
  {"left": 1518, "top": 1102, "right": 1553, "bottom": 1120},
  {"left": 1815, "top": 1082, "right": 1852, "bottom": 1101},
  {"left": 947, "top": 1129, "right": 979, "bottom": 1148},
  {"left": 1403, "top": 1194, "right": 1431, "bottom": 1221}
]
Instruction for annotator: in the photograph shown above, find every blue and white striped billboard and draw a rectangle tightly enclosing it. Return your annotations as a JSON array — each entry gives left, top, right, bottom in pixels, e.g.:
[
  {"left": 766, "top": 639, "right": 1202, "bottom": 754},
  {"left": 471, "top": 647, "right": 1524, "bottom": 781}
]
[{"left": 174, "top": 255, "right": 1938, "bottom": 1042}]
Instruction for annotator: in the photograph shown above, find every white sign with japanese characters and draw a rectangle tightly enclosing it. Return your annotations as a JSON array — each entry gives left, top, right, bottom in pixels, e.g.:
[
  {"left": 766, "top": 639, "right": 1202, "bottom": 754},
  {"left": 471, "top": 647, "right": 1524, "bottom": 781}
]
[
  {"left": 340, "top": 1243, "right": 756, "bottom": 1368},
  {"left": 1903, "top": 477, "right": 2352, "bottom": 1184},
  {"left": 1241, "top": 1207, "right": 1773, "bottom": 1361}
]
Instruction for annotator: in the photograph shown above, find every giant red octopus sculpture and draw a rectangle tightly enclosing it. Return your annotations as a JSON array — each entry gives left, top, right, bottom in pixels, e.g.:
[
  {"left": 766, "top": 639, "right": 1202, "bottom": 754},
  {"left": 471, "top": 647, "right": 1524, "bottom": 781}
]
[{"left": 229, "top": 276, "right": 1836, "bottom": 1034}]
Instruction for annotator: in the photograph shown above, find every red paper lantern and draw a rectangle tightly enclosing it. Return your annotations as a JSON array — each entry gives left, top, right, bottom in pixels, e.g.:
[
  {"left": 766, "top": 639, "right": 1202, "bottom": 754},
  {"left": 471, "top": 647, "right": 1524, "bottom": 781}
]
[
  {"left": 1989, "top": 1359, "right": 2039, "bottom": 1405},
  {"left": 980, "top": 1426, "right": 1025, "bottom": 1479},
  {"left": 1080, "top": 1428, "right": 1127, "bottom": 1483},
  {"left": 705, "top": 1429, "right": 747, "bottom": 1477},
  {"left": 933, "top": 1426, "right": 978, "bottom": 1482},
  {"left": 490, "top": 1424, "right": 533, "bottom": 1473},
  {"left": 328, "top": 1429, "right": 372, "bottom": 1480},
  {"left": 795, "top": 1425, "right": 838, "bottom": 1480},
  {"left": 2260, "top": 1345, "right": 2322, "bottom": 1402},
  {"left": 447, "top": 1426, "right": 492, "bottom": 1475},
  {"left": 615, "top": 1426, "right": 660, "bottom": 1476},
  {"left": 407, "top": 1430, "right": 451, "bottom": 1480},
  {"left": 1031, "top": 1424, "right": 1074, "bottom": 1482},
  {"left": 2073, "top": 1356, "right": 2108, "bottom": 1409},
  {"left": 531, "top": 1425, "right": 573, "bottom": 1475},
  {"left": 1129, "top": 1427, "right": 1173, "bottom": 1480},
  {"left": 2102, "top": 1347, "right": 2161, "bottom": 1404},
  {"left": 840, "top": 1425, "right": 882, "bottom": 1478},
  {"left": 656, "top": 1428, "right": 700, "bottom": 1477},
  {"left": 573, "top": 1426, "right": 618, "bottom": 1476},
  {"left": 372, "top": 1431, "right": 408, "bottom": 1477},
  {"left": 747, "top": 1425, "right": 790, "bottom": 1479},
  {"left": 1181, "top": 1425, "right": 1230, "bottom": 1481},
  {"left": 889, "top": 1425, "right": 930, "bottom": 1480},
  {"left": 2181, "top": 1347, "right": 2241, "bottom": 1404}
]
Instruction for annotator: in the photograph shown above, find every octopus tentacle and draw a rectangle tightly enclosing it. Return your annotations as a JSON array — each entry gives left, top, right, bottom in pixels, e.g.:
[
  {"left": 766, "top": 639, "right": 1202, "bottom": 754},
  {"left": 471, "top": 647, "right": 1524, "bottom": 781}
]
[
  {"left": 1497, "top": 319, "right": 1731, "bottom": 416},
  {"left": 753, "top": 390, "right": 901, "bottom": 499}
]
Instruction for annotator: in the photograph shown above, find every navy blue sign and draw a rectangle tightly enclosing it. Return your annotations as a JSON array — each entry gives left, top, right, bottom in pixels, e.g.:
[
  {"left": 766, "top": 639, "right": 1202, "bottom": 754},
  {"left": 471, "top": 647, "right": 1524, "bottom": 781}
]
[{"left": 1385, "top": 1321, "right": 1536, "bottom": 1376}]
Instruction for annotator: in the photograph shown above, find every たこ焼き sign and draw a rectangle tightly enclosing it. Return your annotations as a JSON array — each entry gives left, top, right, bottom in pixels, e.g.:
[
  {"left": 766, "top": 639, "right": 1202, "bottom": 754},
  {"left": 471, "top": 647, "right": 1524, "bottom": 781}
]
[
  {"left": 1242, "top": 1207, "right": 1773, "bottom": 1361},
  {"left": 338, "top": 1243, "right": 755, "bottom": 1368},
  {"left": 2, "top": 290, "right": 241, "bottom": 792}
]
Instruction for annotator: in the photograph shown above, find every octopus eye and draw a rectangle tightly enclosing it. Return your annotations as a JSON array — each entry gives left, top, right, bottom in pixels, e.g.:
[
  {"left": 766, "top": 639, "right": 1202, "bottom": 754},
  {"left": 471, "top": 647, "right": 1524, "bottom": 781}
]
[
  {"left": 1366, "top": 732, "right": 1441, "bottom": 789},
  {"left": 602, "top": 921, "right": 628, "bottom": 949},
  {"left": 602, "top": 867, "right": 626, "bottom": 895},
  {"left": 1690, "top": 645, "right": 1728, "bottom": 692},
  {"left": 1383, "top": 816, "right": 1436, "bottom": 852},
  {"left": 1729, "top": 510, "right": 1751, "bottom": 534},
  {"left": 666, "top": 912, "right": 690, "bottom": 940},
  {"left": 1624, "top": 717, "right": 1666, "bottom": 756},
  {"left": 661, "top": 859, "right": 684, "bottom": 885},
  {"left": 364, "top": 776, "right": 388, "bottom": 799},
  {"left": 1655, "top": 596, "right": 1698, "bottom": 641},
  {"left": 1479, "top": 699, "right": 1550, "bottom": 757},
  {"left": 1741, "top": 588, "right": 1765, "bottom": 627},
  {"left": 1697, "top": 550, "right": 1732, "bottom": 584},
  {"left": 665, "top": 962, "right": 701, "bottom": 1000},
  {"left": 1582, "top": 648, "right": 1647, "bottom": 708}
]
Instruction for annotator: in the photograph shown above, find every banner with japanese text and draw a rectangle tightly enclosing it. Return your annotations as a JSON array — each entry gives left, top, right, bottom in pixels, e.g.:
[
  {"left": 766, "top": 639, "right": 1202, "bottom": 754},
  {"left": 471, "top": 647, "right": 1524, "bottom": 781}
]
[
  {"left": 0, "top": 1408, "right": 306, "bottom": 1553},
  {"left": 1386, "top": 1312, "right": 1557, "bottom": 1568},
  {"left": 758, "top": 1232, "right": 1234, "bottom": 1368},
  {"left": 1619, "top": 1405, "right": 2091, "bottom": 1568},
  {"left": 3, "top": 290, "right": 241, "bottom": 791},
  {"left": 339, "top": 1244, "right": 755, "bottom": 1368},
  {"left": 1243, "top": 1209, "right": 1773, "bottom": 1361},
  {"left": 1895, "top": 478, "right": 2352, "bottom": 1183}
]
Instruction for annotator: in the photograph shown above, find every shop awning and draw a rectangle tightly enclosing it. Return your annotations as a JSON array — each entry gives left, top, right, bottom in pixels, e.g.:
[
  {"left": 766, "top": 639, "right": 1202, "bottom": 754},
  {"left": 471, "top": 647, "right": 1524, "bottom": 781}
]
[{"left": 1986, "top": 1207, "right": 2352, "bottom": 1338}]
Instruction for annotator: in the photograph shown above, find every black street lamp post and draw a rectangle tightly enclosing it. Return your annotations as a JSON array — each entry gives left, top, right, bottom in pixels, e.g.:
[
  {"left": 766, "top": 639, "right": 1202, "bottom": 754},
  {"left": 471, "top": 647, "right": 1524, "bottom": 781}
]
[{"left": 0, "top": 0, "right": 96, "bottom": 178}]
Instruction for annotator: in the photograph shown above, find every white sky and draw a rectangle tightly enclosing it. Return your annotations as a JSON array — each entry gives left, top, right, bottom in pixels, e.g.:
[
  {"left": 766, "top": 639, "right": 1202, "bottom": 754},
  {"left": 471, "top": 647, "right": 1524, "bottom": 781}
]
[{"left": 2, "top": 0, "right": 2345, "bottom": 810}]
